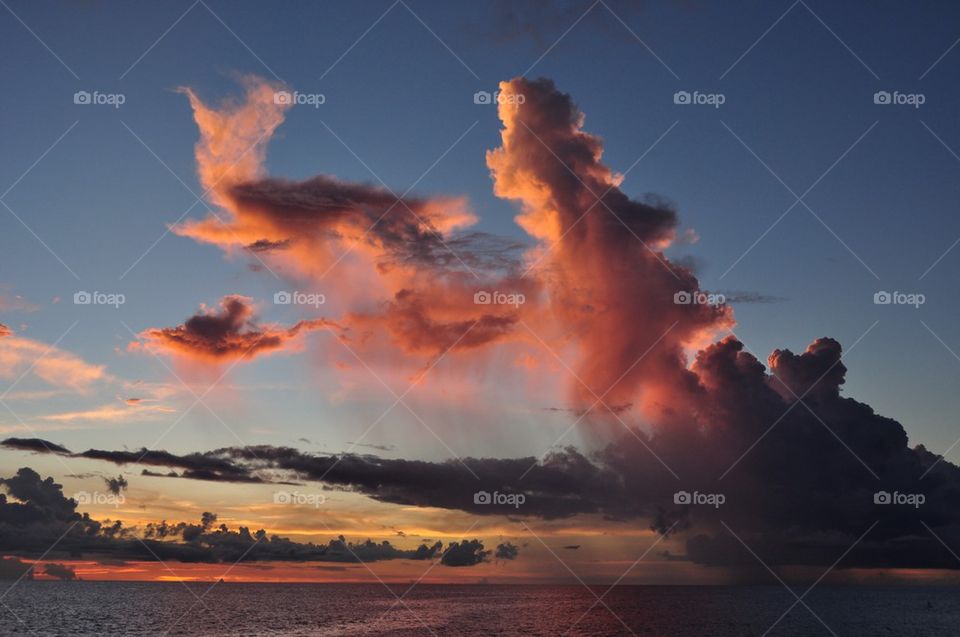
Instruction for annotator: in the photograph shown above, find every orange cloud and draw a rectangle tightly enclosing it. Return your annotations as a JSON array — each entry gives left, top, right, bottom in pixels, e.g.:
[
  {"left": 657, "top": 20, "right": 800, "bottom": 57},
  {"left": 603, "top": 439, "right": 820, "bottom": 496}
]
[
  {"left": 39, "top": 402, "right": 174, "bottom": 423},
  {"left": 178, "top": 76, "right": 288, "bottom": 208},
  {"left": 172, "top": 76, "right": 476, "bottom": 281},
  {"left": 0, "top": 333, "right": 109, "bottom": 392},
  {"left": 172, "top": 76, "right": 542, "bottom": 370},
  {"left": 487, "top": 78, "right": 733, "bottom": 420},
  {"left": 167, "top": 75, "right": 733, "bottom": 423},
  {"left": 132, "top": 295, "right": 334, "bottom": 364}
]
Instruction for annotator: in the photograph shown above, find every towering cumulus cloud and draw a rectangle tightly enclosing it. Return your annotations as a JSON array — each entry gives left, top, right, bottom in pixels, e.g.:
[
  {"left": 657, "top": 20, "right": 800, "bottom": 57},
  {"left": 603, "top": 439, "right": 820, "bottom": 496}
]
[{"left": 488, "top": 78, "right": 732, "bottom": 418}]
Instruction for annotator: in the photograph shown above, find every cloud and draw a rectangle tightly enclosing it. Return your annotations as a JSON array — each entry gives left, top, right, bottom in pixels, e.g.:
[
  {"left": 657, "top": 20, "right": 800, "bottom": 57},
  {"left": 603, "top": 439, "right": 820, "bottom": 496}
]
[
  {"left": 39, "top": 402, "right": 174, "bottom": 423},
  {"left": 0, "top": 333, "right": 109, "bottom": 392},
  {"left": 719, "top": 291, "right": 787, "bottom": 304},
  {"left": 10, "top": 75, "right": 950, "bottom": 575},
  {"left": 15, "top": 359, "right": 960, "bottom": 573},
  {"left": 103, "top": 475, "right": 128, "bottom": 495},
  {"left": 1, "top": 438, "right": 71, "bottom": 454},
  {"left": 0, "top": 323, "right": 10, "bottom": 338},
  {"left": 173, "top": 77, "right": 476, "bottom": 276},
  {"left": 487, "top": 77, "right": 733, "bottom": 419},
  {"left": 0, "top": 468, "right": 479, "bottom": 567},
  {"left": 441, "top": 539, "right": 490, "bottom": 566},
  {"left": 495, "top": 542, "right": 519, "bottom": 560},
  {"left": 132, "top": 295, "right": 334, "bottom": 364},
  {"left": 172, "top": 76, "right": 540, "bottom": 366},
  {"left": 177, "top": 76, "right": 287, "bottom": 209},
  {"left": 0, "top": 287, "right": 39, "bottom": 313}
]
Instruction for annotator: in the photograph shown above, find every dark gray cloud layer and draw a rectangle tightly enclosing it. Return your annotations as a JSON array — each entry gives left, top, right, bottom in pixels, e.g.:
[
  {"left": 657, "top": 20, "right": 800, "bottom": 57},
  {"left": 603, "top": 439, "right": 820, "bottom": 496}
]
[
  {"left": 0, "top": 467, "right": 502, "bottom": 567},
  {"left": 6, "top": 335, "right": 960, "bottom": 571}
]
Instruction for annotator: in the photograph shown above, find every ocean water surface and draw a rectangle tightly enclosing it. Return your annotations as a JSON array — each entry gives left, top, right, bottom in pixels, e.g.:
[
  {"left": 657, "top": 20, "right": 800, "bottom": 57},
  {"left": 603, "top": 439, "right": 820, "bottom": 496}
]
[{"left": 2, "top": 582, "right": 958, "bottom": 636}]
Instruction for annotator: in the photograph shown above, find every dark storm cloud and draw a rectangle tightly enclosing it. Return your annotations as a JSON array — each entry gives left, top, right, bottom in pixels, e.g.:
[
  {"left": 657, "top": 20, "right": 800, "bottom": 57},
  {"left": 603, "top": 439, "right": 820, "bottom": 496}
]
[
  {"left": 5, "top": 438, "right": 618, "bottom": 519},
  {"left": 0, "top": 467, "right": 497, "bottom": 567},
  {"left": 441, "top": 540, "right": 490, "bottom": 567}
]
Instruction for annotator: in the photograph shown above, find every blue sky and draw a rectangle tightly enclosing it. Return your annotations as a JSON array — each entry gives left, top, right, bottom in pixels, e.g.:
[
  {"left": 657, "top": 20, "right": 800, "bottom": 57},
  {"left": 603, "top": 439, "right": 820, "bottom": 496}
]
[{"left": 2, "top": 0, "right": 960, "bottom": 461}]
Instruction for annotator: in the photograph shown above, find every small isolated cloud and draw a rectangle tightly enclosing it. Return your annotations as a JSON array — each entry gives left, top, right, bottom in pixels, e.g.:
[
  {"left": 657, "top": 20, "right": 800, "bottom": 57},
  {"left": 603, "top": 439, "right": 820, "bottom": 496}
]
[
  {"left": 103, "top": 475, "right": 128, "bottom": 495},
  {"left": 132, "top": 295, "right": 334, "bottom": 364},
  {"left": 441, "top": 539, "right": 491, "bottom": 567},
  {"left": 495, "top": 542, "right": 519, "bottom": 560},
  {"left": 0, "top": 287, "right": 39, "bottom": 313}
]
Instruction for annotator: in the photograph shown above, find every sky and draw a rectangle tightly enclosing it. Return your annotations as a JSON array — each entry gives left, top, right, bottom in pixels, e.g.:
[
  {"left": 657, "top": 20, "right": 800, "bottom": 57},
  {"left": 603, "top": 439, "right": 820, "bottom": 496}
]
[{"left": 3, "top": 0, "right": 960, "bottom": 585}]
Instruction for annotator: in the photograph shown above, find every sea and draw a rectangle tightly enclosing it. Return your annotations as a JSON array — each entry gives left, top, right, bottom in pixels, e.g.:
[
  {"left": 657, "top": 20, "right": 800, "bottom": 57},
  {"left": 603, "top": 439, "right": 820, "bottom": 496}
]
[{"left": 1, "top": 582, "right": 958, "bottom": 636}]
